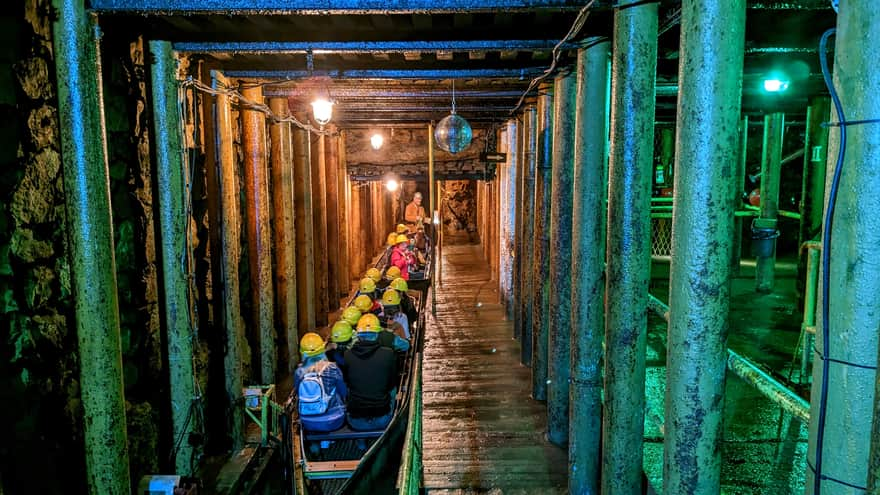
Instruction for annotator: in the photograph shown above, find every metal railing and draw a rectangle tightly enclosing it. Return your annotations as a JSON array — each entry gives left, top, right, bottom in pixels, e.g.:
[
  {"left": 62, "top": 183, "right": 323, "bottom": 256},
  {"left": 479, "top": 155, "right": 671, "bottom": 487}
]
[
  {"left": 243, "top": 385, "right": 287, "bottom": 446},
  {"left": 397, "top": 354, "right": 423, "bottom": 494}
]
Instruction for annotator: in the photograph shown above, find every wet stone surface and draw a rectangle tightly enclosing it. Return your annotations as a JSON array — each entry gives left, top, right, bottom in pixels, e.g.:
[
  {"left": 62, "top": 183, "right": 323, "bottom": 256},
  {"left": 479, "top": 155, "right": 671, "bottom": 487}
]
[{"left": 422, "top": 244, "right": 567, "bottom": 494}]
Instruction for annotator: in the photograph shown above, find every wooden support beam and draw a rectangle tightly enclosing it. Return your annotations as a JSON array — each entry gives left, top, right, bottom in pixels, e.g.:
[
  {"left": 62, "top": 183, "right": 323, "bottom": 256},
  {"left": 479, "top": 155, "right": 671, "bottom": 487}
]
[
  {"left": 293, "top": 125, "right": 317, "bottom": 334},
  {"left": 312, "top": 134, "right": 330, "bottom": 325},
  {"left": 325, "top": 130, "right": 341, "bottom": 306}
]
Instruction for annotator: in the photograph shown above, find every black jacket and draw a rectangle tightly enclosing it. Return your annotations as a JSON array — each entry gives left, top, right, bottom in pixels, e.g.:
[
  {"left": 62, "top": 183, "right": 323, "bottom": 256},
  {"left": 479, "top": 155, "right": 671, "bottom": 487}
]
[{"left": 343, "top": 339, "right": 398, "bottom": 418}]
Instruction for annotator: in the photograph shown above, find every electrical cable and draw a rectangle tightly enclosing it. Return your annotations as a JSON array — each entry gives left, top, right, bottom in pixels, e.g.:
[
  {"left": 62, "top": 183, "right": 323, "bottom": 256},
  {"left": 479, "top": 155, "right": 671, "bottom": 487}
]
[{"left": 813, "top": 27, "right": 841, "bottom": 495}]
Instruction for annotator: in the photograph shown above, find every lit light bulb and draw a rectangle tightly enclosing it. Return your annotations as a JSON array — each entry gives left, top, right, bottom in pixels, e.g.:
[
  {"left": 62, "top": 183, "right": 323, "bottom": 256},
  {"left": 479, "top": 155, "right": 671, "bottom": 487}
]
[
  {"left": 311, "top": 98, "right": 333, "bottom": 126},
  {"left": 370, "top": 133, "right": 384, "bottom": 150},
  {"left": 762, "top": 79, "right": 789, "bottom": 93},
  {"left": 386, "top": 179, "right": 399, "bottom": 192}
]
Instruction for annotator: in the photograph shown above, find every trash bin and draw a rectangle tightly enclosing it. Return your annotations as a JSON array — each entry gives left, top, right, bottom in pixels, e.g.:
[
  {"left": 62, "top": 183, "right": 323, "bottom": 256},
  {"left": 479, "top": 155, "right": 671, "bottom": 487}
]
[{"left": 751, "top": 218, "right": 779, "bottom": 258}]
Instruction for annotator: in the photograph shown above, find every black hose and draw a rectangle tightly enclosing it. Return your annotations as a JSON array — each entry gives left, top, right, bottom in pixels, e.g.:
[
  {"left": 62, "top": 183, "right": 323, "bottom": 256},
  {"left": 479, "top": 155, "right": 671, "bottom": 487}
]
[{"left": 813, "top": 27, "right": 844, "bottom": 495}]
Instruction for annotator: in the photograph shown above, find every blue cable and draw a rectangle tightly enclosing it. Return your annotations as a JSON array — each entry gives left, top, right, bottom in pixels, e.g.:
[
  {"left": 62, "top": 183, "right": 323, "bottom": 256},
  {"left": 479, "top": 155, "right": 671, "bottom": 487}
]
[{"left": 814, "top": 27, "right": 844, "bottom": 495}]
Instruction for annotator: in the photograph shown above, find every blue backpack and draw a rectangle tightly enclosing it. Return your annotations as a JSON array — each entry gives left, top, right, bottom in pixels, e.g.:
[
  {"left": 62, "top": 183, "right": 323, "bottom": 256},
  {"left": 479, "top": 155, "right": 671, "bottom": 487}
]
[{"left": 298, "top": 362, "right": 335, "bottom": 416}]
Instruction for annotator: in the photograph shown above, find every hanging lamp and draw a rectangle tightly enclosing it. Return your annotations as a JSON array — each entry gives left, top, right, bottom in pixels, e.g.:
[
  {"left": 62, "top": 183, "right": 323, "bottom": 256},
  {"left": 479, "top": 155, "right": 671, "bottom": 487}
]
[{"left": 434, "top": 80, "right": 473, "bottom": 154}]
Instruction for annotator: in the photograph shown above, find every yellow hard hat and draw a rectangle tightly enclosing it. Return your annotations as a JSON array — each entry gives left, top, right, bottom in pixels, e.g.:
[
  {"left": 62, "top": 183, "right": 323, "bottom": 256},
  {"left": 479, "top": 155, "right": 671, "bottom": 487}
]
[
  {"left": 386, "top": 232, "right": 398, "bottom": 246},
  {"left": 382, "top": 288, "right": 401, "bottom": 306},
  {"left": 390, "top": 277, "right": 409, "bottom": 292},
  {"left": 354, "top": 294, "right": 373, "bottom": 312},
  {"left": 385, "top": 266, "right": 401, "bottom": 280},
  {"left": 342, "top": 306, "right": 362, "bottom": 326},
  {"left": 357, "top": 313, "right": 382, "bottom": 332},
  {"left": 395, "top": 234, "right": 409, "bottom": 245},
  {"left": 331, "top": 321, "right": 354, "bottom": 343},
  {"left": 359, "top": 277, "right": 376, "bottom": 294},
  {"left": 300, "top": 332, "right": 325, "bottom": 358},
  {"left": 365, "top": 267, "right": 382, "bottom": 283},
  {"left": 396, "top": 223, "right": 409, "bottom": 234}
]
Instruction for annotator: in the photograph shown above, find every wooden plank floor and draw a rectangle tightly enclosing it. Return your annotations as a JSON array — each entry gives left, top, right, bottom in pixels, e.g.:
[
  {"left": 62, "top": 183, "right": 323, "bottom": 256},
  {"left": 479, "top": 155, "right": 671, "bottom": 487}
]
[{"left": 422, "top": 244, "right": 568, "bottom": 494}]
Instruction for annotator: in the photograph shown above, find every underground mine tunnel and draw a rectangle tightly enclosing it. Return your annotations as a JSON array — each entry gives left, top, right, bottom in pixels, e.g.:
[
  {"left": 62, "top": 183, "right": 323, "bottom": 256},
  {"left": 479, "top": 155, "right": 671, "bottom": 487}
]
[{"left": 1, "top": 0, "right": 877, "bottom": 494}]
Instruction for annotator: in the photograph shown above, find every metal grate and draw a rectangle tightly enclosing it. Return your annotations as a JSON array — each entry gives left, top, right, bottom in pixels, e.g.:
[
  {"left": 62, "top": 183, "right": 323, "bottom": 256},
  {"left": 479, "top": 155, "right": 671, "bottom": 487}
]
[{"left": 652, "top": 217, "right": 672, "bottom": 258}]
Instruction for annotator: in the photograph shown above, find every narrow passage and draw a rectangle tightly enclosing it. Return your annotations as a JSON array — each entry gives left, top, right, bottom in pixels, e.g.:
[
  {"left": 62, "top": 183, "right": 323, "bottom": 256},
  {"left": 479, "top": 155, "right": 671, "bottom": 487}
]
[{"left": 421, "top": 244, "right": 567, "bottom": 494}]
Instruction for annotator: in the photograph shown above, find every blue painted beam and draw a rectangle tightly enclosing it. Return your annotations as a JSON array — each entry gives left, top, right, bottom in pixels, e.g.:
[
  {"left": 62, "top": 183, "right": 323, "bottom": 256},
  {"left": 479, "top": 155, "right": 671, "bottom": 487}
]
[
  {"left": 90, "top": 0, "right": 589, "bottom": 14},
  {"left": 173, "top": 40, "right": 572, "bottom": 53},
  {"left": 225, "top": 68, "right": 545, "bottom": 80}
]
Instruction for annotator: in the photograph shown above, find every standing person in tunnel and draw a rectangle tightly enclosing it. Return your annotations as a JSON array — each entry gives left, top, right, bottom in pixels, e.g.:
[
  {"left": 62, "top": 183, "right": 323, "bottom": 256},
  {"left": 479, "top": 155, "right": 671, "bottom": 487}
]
[
  {"left": 404, "top": 191, "right": 427, "bottom": 230},
  {"left": 390, "top": 234, "right": 415, "bottom": 280}
]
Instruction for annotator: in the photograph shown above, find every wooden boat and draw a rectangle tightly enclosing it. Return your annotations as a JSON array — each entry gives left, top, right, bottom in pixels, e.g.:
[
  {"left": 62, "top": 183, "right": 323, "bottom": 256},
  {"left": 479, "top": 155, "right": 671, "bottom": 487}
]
[{"left": 280, "top": 240, "right": 430, "bottom": 495}]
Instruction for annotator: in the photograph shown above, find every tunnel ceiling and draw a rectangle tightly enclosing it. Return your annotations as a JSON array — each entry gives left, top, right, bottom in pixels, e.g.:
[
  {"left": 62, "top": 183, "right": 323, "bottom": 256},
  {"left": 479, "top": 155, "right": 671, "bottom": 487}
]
[{"left": 93, "top": 0, "right": 836, "bottom": 125}]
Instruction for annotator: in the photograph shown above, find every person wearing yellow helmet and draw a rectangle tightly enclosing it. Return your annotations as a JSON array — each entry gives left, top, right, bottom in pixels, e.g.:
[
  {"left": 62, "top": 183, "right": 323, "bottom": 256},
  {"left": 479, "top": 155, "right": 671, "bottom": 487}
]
[
  {"left": 295, "top": 332, "right": 348, "bottom": 432},
  {"left": 386, "top": 231, "right": 398, "bottom": 247},
  {"left": 343, "top": 315, "right": 407, "bottom": 431},
  {"left": 388, "top": 277, "right": 418, "bottom": 324},
  {"left": 390, "top": 234, "right": 415, "bottom": 280},
  {"left": 341, "top": 306, "right": 362, "bottom": 326},
  {"left": 384, "top": 265, "right": 402, "bottom": 281},
  {"left": 326, "top": 321, "right": 356, "bottom": 367},
  {"left": 395, "top": 223, "right": 409, "bottom": 234},
  {"left": 354, "top": 293, "right": 380, "bottom": 314},
  {"left": 365, "top": 267, "right": 382, "bottom": 283},
  {"left": 379, "top": 288, "right": 410, "bottom": 339}
]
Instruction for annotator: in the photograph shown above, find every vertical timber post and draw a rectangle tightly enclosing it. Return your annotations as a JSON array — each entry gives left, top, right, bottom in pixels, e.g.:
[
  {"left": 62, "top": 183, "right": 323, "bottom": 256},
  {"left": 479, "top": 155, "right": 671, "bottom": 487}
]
[
  {"left": 52, "top": 2, "right": 131, "bottom": 491},
  {"left": 809, "top": 3, "right": 880, "bottom": 492},
  {"left": 150, "top": 40, "right": 196, "bottom": 475},
  {"left": 569, "top": 39, "right": 610, "bottom": 495},
  {"left": 241, "top": 86, "right": 275, "bottom": 383},
  {"left": 664, "top": 1, "right": 745, "bottom": 493},
  {"left": 312, "top": 133, "right": 330, "bottom": 324},
  {"left": 547, "top": 70, "right": 577, "bottom": 447},
  {"left": 521, "top": 105, "right": 537, "bottom": 367},
  {"left": 755, "top": 112, "right": 784, "bottom": 293},
  {"left": 269, "top": 98, "right": 298, "bottom": 371},
  {"left": 797, "top": 97, "right": 829, "bottom": 307},
  {"left": 732, "top": 115, "right": 749, "bottom": 275},
  {"left": 293, "top": 126, "right": 317, "bottom": 334},
  {"left": 602, "top": 1, "right": 657, "bottom": 492},
  {"left": 325, "top": 129, "right": 341, "bottom": 302},
  {"left": 531, "top": 82, "right": 554, "bottom": 401},
  {"left": 501, "top": 120, "right": 518, "bottom": 320},
  {"left": 513, "top": 116, "right": 525, "bottom": 338},
  {"left": 337, "top": 133, "right": 350, "bottom": 297},
  {"left": 213, "top": 71, "right": 245, "bottom": 451}
]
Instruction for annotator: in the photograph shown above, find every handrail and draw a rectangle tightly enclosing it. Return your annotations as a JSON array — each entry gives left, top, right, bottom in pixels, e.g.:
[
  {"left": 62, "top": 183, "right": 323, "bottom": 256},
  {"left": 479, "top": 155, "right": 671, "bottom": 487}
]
[{"left": 397, "top": 353, "right": 423, "bottom": 494}]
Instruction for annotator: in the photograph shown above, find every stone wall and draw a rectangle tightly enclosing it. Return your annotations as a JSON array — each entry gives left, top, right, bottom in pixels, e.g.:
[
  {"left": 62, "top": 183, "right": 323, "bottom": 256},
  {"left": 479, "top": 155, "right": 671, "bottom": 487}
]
[{"left": 441, "top": 180, "right": 478, "bottom": 243}]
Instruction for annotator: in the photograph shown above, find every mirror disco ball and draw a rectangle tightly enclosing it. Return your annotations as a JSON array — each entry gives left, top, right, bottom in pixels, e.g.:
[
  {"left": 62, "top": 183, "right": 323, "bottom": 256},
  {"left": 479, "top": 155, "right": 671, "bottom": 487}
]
[{"left": 434, "top": 113, "right": 473, "bottom": 154}]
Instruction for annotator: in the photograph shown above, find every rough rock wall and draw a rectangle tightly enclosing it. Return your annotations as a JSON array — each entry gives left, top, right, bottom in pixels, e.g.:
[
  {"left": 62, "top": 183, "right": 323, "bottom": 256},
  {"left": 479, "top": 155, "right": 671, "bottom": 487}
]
[
  {"left": 441, "top": 180, "right": 478, "bottom": 244},
  {"left": 0, "top": 1, "right": 84, "bottom": 493}
]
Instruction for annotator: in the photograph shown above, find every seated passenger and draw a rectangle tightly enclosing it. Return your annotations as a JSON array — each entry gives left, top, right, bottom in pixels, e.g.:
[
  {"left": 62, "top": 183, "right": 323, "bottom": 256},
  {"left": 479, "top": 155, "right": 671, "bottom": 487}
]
[
  {"left": 389, "top": 277, "right": 418, "bottom": 326},
  {"left": 390, "top": 234, "right": 416, "bottom": 280},
  {"left": 343, "top": 315, "right": 401, "bottom": 431},
  {"left": 365, "top": 267, "right": 382, "bottom": 286},
  {"left": 379, "top": 288, "right": 410, "bottom": 340},
  {"left": 326, "top": 320, "right": 355, "bottom": 367},
  {"left": 355, "top": 292, "right": 381, "bottom": 316},
  {"left": 295, "top": 333, "right": 347, "bottom": 432},
  {"left": 395, "top": 223, "right": 410, "bottom": 235},
  {"left": 378, "top": 265, "right": 401, "bottom": 291},
  {"left": 340, "top": 305, "right": 362, "bottom": 327}
]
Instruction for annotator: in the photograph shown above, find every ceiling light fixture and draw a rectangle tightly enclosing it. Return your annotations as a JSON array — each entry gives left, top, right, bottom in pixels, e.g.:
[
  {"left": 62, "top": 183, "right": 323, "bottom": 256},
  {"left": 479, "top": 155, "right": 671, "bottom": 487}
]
[
  {"left": 434, "top": 79, "right": 473, "bottom": 154},
  {"left": 371, "top": 133, "right": 384, "bottom": 150},
  {"left": 386, "top": 178, "right": 400, "bottom": 192},
  {"left": 311, "top": 97, "right": 333, "bottom": 127}
]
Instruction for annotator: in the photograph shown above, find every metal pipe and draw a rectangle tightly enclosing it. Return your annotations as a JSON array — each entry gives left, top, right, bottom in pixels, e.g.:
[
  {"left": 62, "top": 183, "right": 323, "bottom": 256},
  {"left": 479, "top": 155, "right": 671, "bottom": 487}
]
[
  {"left": 52, "top": 2, "right": 131, "bottom": 490},
  {"left": 225, "top": 68, "right": 548, "bottom": 81},
  {"left": 293, "top": 124, "right": 317, "bottom": 334},
  {"left": 728, "top": 350, "right": 810, "bottom": 423},
  {"left": 602, "top": 2, "right": 657, "bottom": 493},
  {"left": 664, "top": 3, "right": 745, "bottom": 493},
  {"left": 213, "top": 70, "right": 246, "bottom": 450},
  {"left": 174, "top": 39, "right": 573, "bottom": 54},
  {"left": 531, "top": 82, "right": 554, "bottom": 402},
  {"left": 547, "top": 70, "right": 576, "bottom": 447},
  {"left": 90, "top": 0, "right": 590, "bottom": 13},
  {"left": 755, "top": 112, "right": 784, "bottom": 293},
  {"left": 797, "top": 97, "right": 830, "bottom": 309},
  {"left": 520, "top": 105, "right": 537, "bottom": 367},
  {"left": 732, "top": 115, "right": 749, "bottom": 275},
  {"left": 811, "top": 3, "right": 880, "bottom": 492},
  {"left": 150, "top": 40, "right": 196, "bottom": 476},
  {"left": 241, "top": 85, "right": 276, "bottom": 383},
  {"left": 800, "top": 245, "right": 819, "bottom": 384},
  {"left": 569, "top": 40, "right": 610, "bottom": 495},
  {"left": 269, "top": 97, "right": 299, "bottom": 371}
]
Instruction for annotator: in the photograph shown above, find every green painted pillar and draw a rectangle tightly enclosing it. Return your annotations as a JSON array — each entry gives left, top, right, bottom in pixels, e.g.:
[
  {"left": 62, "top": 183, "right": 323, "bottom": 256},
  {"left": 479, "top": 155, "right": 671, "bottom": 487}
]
[
  {"left": 531, "top": 83, "right": 554, "bottom": 401},
  {"left": 755, "top": 112, "right": 784, "bottom": 293},
  {"left": 569, "top": 39, "right": 610, "bottom": 495},
  {"left": 663, "top": 1, "right": 745, "bottom": 493},
  {"left": 52, "top": 0, "right": 131, "bottom": 495},
  {"left": 547, "top": 70, "right": 577, "bottom": 447},
  {"left": 807, "top": 3, "right": 880, "bottom": 492},
  {"left": 521, "top": 105, "right": 537, "bottom": 367},
  {"left": 149, "top": 40, "right": 196, "bottom": 476},
  {"left": 797, "top": 97, "right": 829, "bottom": 308},
  {"left": 602, "top": 3, "right": 657, "bottom": 493},
  {"left": 732, "top": 115, "right": 749, "bottom": 275},
  {"left": 51, "top": 2, "right": 131, "bottom": 493},
  {"left": 213, "top": 71, "right": 246, "bottom": 451}
]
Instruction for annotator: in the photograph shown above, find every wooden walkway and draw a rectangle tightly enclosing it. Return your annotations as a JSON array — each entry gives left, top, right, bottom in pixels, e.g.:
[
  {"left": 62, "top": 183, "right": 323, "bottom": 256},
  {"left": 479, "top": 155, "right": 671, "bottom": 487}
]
[{"left": 422, "top": 244, "right": 568, "bottom": 494}]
